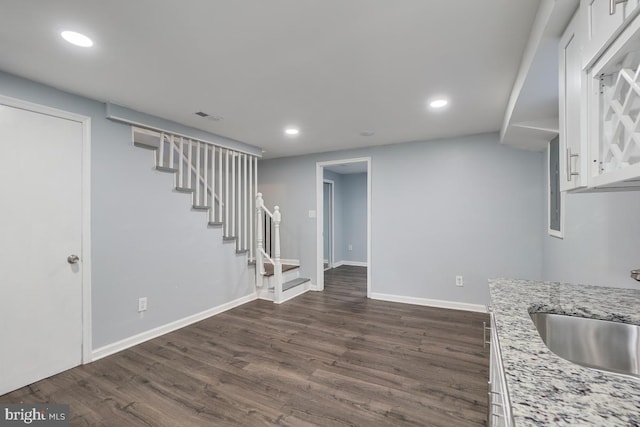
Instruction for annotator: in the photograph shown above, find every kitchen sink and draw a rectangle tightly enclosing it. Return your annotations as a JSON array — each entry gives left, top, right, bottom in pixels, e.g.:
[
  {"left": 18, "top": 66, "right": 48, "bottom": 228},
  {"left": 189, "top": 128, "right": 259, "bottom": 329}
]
[{"left": 529, "top": 312, "right": 640, "bottom": 378}]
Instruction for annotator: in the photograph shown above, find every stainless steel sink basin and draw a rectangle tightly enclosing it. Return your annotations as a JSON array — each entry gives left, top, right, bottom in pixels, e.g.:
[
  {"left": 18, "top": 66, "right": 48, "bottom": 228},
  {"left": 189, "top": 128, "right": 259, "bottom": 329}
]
[{"left": 530, "top": 312, "right": 640, "bottom": 377}]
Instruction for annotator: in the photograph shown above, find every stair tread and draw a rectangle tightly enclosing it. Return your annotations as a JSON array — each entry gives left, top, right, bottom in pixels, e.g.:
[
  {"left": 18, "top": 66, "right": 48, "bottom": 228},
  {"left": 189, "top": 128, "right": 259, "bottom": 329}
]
[
  {"left": 192, "top": 205, "right": 210, "bottom": 210},
  {"left": 283, "top": 277, "right": 310, "bottom": 292},
  {"left": 175, "top": 187, "right": 194, "bottom": 193},
  {"left": 156, "top": 166, "right": 178, "bottom": 173},
  {"left": 236, "top": 249, "right": 249, "bottom": 254},
  {"left": 262, "top": 263, "right": 299, "bottom": 277},
  {"left": 133, "top": 141, "right": 158, "bottom": 150},
  {"left": 223, "top": 237, "right": 237, "bottom": 242},
  {"left": 208, "top": 222, "right": 223, "bottom": 227}
]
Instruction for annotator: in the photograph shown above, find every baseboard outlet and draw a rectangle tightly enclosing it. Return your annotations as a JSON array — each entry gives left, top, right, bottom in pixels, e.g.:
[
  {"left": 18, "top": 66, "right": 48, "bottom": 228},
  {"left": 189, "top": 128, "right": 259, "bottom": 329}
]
[
  {"left": 333, "top": 260, "right": 368, "bottom": 268},
  {"left": 91, "top": 292, "right": 257, "bottom": 361},
  {"left": 369, "top": 292, "right": 487, "bottom": 313}
]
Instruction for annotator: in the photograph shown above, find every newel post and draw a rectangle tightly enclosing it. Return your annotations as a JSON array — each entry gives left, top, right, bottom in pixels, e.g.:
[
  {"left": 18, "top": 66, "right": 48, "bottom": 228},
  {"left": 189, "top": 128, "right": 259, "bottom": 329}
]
[
  {"left": 273, "top": 206, "right": 282, "bottom": 303},
  {"left": 256, "top": 193, "right": 265, "bottom": 284}
]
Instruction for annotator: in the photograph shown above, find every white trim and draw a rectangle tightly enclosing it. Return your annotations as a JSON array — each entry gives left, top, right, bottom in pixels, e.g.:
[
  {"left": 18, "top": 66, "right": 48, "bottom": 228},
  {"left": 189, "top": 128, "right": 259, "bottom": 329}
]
[
  {"left": 106, "top": 103, "right": 260, "bottom": 157},
  {"left": 323, "top": 179, "right": 335, "bottom": 269},
  {"left": 333, "top": 260, "right": 368, "bottom": 268},
  {"left": 370, "top": 293, "right": 487, "bottom": 313},
  {"left": 279, "top": 258, "right": 300, "bottom": 266},
  {"left": 0, "top": 95, "right": 93, "bottom": 364},
  {"left": 316, "top": 157, "right": 372, "bottom": 297},
  {"left": 92, "top": 292, "right": 257, "bottom": 361},
  {"left": 547, "top": 142, "right": 565, "bottom": 239},
  {"left": 81, "top": 115, "right": 92, "bottom": 363},
  {"left": 275, "top": 281, "right": 312, "bottom": 304}
]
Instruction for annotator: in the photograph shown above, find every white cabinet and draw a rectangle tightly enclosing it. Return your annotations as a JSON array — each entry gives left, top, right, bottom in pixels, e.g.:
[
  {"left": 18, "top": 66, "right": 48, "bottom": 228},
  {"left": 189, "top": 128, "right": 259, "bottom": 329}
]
[
  {"left": 487, "top": 313, "right": 513, "bottom": 427},
  {"left": 560, "top": 9, "right": 589, "bottom": 191},
  {"left": 587, "top": 10, "right": 640, "bottom": 188},
  {"left": 557, "top": 0, "right": 640, "bottom": 191},
  {"left": 581, "top": 0, "right": 640, "bottom": 69}
]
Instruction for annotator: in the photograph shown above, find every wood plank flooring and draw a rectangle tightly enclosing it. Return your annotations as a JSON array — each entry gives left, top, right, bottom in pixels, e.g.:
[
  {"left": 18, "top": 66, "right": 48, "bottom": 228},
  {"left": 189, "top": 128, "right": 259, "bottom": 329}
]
[{"left": 1, "top": 266, "right": 490, "bottom": 426}]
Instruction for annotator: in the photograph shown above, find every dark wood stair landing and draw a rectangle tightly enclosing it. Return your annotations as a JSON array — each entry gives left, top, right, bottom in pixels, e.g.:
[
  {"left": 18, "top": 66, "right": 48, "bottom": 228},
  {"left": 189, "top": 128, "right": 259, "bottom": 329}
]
[{"left": 262, "top": 262, "right": 298, "bottom": 277}]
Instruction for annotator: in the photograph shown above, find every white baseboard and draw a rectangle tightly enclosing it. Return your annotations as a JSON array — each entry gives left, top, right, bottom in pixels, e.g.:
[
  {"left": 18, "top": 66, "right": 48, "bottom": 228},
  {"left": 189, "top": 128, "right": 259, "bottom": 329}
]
[
  {"left": 276, "top": 281, "right": 311, "bottom": 304},
  {"left": 333, "top": 260, "right": 368, "bottom": 268},
  {"left": 257, "top": 286, "right": 273, "bottom": 301},
  {"left": 369, "top": 292, "right": 487, "bottom": 313},
  {"left": 91, "top": 292, "right": 257, "bottom": 361}
]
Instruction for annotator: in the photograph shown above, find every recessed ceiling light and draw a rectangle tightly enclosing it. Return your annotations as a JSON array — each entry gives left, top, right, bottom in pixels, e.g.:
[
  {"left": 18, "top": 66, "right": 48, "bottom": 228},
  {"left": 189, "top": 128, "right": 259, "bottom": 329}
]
[
  {"left": 284, "top": 127, "right": 299, "bottom": 136},
  {"left": 61, "top": 31, "right": 93, "bottom": 47},
  {"left": 429, "top": 99, "right": 448, "bottom": 109}
]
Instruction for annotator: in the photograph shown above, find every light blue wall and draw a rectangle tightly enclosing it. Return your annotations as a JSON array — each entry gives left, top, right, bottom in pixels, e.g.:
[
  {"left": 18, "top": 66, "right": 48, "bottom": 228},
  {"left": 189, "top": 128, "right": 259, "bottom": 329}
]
[
  {"left": 340, "top": 173, "right": 367, "bottom": 264},
  {"left": 322, "top": 169, "right": 342, "bottom": 263},
  {"left": 542, "top": 155, "right": 640, "bottom": 288},
  {"left": 259, "top": 133, "right": 544, "bottom": 305},
  {"left": 321, "top": 170, "right": 367, "bottom": 265},
  {"left": 0, "top": 71, "right": 257, "bottom": 350}
]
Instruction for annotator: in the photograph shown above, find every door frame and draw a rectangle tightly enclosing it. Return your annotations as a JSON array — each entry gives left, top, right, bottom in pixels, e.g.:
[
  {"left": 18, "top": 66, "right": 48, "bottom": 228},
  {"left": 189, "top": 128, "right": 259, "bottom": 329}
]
[
  {"left": 0, "top": 94, "right": 92, "bottom": 363},
  {"left": 315, "top": 157, "right": 371, "bottom": 297},
  {"left": 322, "top": 179, "right": 335, "bottom": 270}
]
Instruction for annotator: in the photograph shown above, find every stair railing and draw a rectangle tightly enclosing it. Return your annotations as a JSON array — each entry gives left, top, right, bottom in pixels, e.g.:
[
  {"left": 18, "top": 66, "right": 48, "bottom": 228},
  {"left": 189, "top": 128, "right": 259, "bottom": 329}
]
[
  {"left": 256, "top": 192, "right": 282, "bottom": 302},
  {"left": 139, "top": 126, "right": 257, "bottom": 259}
]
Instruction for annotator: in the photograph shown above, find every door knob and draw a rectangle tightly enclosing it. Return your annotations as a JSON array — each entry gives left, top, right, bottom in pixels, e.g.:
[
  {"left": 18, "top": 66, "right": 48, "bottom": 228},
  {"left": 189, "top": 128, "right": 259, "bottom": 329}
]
[{"left": 67, "top": 255, "right": 80, "bottom": 264}]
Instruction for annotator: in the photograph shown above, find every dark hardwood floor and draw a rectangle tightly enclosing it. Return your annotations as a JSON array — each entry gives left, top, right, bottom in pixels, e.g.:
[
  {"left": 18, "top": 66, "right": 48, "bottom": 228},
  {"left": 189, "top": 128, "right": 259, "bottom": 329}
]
[{"left": 1, "top": 266, "right": 490, "bottom": 426}]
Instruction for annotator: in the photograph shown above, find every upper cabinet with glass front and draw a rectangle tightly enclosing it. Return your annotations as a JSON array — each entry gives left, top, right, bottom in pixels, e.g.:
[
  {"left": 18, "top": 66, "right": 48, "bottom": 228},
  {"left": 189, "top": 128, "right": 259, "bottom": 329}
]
[
  {"left": 587, "top": 10, "right": 640, "bottom": 188},
  {"left": 558, "top": 0, "right": 640, "bottom": 190},
  {"left": 582, "top": 0, "right": 640, "bottom": 69}
]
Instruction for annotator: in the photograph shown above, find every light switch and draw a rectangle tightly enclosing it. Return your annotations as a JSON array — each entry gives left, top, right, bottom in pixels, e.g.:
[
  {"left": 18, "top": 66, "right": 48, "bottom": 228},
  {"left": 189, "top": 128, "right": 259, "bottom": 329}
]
[{"left": 308, "top": 210, "right": 316, "bottom": 218}]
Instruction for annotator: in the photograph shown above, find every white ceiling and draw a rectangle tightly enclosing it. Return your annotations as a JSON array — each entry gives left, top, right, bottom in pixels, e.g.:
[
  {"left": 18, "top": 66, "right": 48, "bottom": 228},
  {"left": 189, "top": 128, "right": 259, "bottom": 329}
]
[
  {"left": 0, "top": 1, "right": 540, "bottom": 159},
  {"left": 325, "top": 162, "right": 368, "bottom": 175}
]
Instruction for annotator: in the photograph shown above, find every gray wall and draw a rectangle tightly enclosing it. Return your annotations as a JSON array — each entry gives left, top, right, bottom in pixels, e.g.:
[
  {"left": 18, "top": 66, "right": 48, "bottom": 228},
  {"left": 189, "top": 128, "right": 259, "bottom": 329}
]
[
  {"left": 339, "top": 173, "right": 367, "bottom": 264},
  {"left": 259, "top": 133, "right": 544, "bottom": 305},
  {"left": 542, "top": 157, "right": 640, "bottom": 288},
  {"left": 0, "top": 71, "right": 256, "bottom": 349}
]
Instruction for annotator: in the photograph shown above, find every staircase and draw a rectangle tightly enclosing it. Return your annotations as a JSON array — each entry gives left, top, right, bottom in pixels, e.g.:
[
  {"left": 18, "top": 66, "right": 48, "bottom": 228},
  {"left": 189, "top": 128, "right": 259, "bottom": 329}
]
[
  {"left": 132, "top": 126, "right": 310, "bottom": 303},
  {"left": 254, "top": 193, "right": 311, "bottom": 303},
  {"left": 256, "top": 262, "right": 311, "bottom": 303}
]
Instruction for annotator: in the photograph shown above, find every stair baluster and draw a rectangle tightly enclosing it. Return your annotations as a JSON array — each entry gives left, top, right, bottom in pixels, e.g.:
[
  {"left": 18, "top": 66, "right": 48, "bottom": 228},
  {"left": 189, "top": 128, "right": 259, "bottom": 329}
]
[
  {"left": 273, "top": 206, "right": 282, "bottom": 303},
  {"left": 218, "top": 149, "right": 223, "bottom": 225},
  {"left": 178, "top": 137, "right": 184, "bottom": 188},
  {"left": 255, "top": 193, "right": 285, "bottom": 302}
]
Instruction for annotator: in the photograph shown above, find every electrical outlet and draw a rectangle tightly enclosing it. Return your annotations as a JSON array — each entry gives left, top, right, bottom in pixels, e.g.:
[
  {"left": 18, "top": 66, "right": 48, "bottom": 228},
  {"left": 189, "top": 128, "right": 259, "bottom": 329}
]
[
  {"left": 456, "top": 276, "right": 463, "bottom": 287},
  {"left": 138, "top": 297, "right": 148, "bottom": 312}
]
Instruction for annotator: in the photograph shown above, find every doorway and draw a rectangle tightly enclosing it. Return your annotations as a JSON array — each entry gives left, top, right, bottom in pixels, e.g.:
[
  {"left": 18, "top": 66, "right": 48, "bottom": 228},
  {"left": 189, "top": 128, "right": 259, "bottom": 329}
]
[
  {"left": 323, "top": 180, "right": 334, "bottom": 270},
  {"left": 0, "top": 96, "right": 91, "bottom": 395},
  {"left": 316, "top": 157, "right": 371, "bottom": 296}
]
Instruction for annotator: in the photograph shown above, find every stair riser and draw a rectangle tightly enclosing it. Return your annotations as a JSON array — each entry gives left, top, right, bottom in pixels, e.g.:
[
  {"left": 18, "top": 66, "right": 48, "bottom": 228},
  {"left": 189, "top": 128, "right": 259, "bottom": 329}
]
[{"left": 265, "top": 269, "right": 299, "bottom": 289}]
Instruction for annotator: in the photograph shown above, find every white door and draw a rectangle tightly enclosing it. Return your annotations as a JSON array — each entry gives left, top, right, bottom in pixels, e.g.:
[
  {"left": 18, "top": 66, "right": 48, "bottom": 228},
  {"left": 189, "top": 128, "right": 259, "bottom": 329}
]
[{"left": 0, "top": 102, "right": 84, "bottom": 395}]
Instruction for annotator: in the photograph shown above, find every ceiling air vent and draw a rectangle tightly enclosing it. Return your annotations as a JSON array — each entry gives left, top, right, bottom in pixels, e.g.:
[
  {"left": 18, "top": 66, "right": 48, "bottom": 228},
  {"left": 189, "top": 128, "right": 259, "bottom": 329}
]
[{"left": 195, "top": 111, "right": 224, "bottom": 122}]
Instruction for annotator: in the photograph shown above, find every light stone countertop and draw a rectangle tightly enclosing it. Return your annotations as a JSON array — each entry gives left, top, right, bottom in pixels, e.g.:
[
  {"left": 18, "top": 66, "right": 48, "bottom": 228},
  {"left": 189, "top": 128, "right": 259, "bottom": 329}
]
[{"left": 489, "top": 278, "right": 640, "bottom": 427}]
